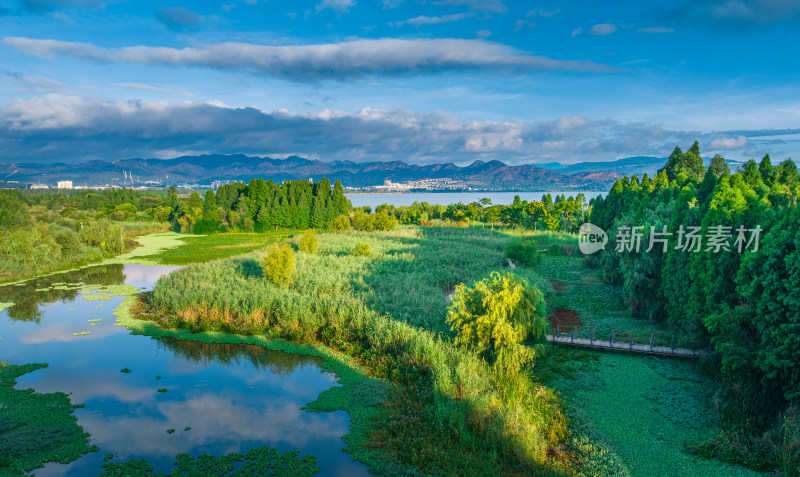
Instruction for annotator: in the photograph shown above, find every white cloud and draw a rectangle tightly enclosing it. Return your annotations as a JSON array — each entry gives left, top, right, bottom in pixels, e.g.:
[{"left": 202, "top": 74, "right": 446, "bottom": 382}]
[
  {"left": 391, "top": 13, "right": 473, "bottom": 27},
  {"left": 476, "top": 29, "right": 492, "bottom": 38},
  {"left": 709, "top": 135, "right": 749, "bottom": 149},
  {"left": 637, "top": 26, "right": 675, "bottom": 33},
  {"left": 315, "top": 0, "right": 355, "bottom": 14},
  {"left": 514, "top": 19, "right": 535, "bottom": 31},
  {"left": 571, "top": 27, "right": 582, "bottom": 37},
  {"left": 0, "top": 94, "right": 755, "bottom": 165},
  {"left": 2, "top": 36, "right": 620, "bottom": 81},
  {"left": 4, "top": 72, "right": 66, "bottom": 92},
  {"left": 432, "top": 0, "right": 507, "bottom": 13},
  {"left": 589, "top": 23, "right": 618, "bottom": 36}
]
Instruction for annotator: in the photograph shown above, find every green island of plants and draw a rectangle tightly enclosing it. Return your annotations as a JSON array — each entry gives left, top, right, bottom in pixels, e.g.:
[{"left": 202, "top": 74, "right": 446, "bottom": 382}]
[
  {"left": 0, "top": 362, "right": 98, "bottom": 475},
  {"left": 100, "top": 446, "right": 319, "bottom": 477}
]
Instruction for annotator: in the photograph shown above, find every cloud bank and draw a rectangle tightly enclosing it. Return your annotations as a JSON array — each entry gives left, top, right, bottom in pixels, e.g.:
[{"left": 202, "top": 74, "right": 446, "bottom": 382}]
[
  {"left": 2, "top": 37, "right": 619, "bottom": 81},
  {"left": 0, "top": 94, "right": 770, "bottom": 165}
]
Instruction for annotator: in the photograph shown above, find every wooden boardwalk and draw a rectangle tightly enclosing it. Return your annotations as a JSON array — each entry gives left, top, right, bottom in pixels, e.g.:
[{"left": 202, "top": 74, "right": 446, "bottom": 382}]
[{"left": 546, "top": 333, "right": 704, "bottom": 358}]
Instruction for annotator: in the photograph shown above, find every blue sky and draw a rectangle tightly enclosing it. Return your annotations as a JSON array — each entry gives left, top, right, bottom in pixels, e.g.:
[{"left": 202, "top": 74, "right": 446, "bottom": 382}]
[{"left": 1, "top": 0, "right": 799, "bottom": 165}]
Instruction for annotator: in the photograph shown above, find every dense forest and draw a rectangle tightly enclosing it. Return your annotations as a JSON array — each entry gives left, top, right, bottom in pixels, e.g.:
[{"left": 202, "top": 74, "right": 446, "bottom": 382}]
[{"left": 589, "top": 141, "right": 800, "bottom": 468}]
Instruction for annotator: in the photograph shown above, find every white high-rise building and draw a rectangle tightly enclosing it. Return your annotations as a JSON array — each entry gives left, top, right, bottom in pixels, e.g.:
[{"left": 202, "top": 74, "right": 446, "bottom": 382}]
[{"left": 57, "top": 180, "right": 73, "bottom": 189}]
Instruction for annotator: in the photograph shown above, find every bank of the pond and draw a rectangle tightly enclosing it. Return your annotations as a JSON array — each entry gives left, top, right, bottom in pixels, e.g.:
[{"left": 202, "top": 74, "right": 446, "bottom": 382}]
[
  {"left": 0, "top": 362, "right": 98, "bottom": 475},
  {"left": 112, "top": 294, "right": 401, "bottom": 476},
  {"left": 0, "top": 232, "right": 188, "bottom": 287}
]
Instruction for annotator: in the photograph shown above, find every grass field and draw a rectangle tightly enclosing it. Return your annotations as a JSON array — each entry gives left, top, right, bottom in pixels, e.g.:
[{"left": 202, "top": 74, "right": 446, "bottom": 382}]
[{"left": 137, "top": 231, "right": 297, "bottom": 265}]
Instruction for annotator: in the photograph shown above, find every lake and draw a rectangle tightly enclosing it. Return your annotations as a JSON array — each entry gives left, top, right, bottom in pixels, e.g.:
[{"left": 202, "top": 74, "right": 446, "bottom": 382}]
[
  {"left": 345, "top": 191, "right": 605, "bottom": 208},
  {"left": 0, "top": 264, "right": 368, "bottom": 476}
]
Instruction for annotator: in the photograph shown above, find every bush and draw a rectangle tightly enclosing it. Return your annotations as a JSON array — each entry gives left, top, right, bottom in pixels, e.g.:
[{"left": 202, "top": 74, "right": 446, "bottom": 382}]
[
  {"left": 351, "top": 242, "right": 372, "bottom": 256},
  {"left": 504, "top": 238, "right": 541, "bottom": 267},
  {"left": 374, "top": 212, "right": 398, "bottom": 231},
  {"left": 297, "top": 230, "right": 319, "bottom": 254},
  {"left": 446, "top": 271, "right": 547, "bottom": 376},
  {"left": 329, "top": 215, "right": 351, "bottom": 232},
  {"left": 352, "top": 211, "right": 376, "bottom": 231},
  {"left": 262, "top": 243, "right": 296, "bottom": 287}
]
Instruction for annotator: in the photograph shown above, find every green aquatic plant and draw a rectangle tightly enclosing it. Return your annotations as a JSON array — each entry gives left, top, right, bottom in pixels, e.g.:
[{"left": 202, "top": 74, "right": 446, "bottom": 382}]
[
  {"left": 166, "top": 428, "right": 175, "bottom": 434},
  {"left": 120, "top": 368, "right": 131, "bottom": 373},
  {"left": 0, "top": 362, "right": 98, "bottom": 474},
  {"left": 100, "top": 446, "right": 319, "bottom": 477},
  {"left": 158, "top": 388, "right": 167, "bottom": 393},
  {"left": 73, "top": 331, "right": 91, "bottom": 336}
]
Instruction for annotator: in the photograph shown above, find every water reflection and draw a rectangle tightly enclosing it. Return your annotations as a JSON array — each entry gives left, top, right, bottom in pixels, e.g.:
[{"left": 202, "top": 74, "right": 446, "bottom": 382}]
[
  {"left": 158, "top": 337, "right": 321, "bottom": 377},
  {"left": 1, "top": 264, "right": 367, "bottom": 476},
  {"left": 0, "top": 265, "right": 125, "bottom": 323}
]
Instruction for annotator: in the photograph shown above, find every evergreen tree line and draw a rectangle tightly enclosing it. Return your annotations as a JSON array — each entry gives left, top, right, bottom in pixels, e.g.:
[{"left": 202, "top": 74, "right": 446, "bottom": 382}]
[
  {"left": 589, "top": 141, "right": 800, "bottom": 466},
  {"left": 172, "top": 178, "right": 351, "bottom": 233},
  {"left": 374, "top": 193, "right": 588, "bottom": 231}
]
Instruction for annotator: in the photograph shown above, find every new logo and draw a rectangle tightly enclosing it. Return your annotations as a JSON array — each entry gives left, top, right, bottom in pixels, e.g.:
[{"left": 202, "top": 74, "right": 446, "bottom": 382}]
[{"left": 578, "top": 223, "right": 608, "bottom": 255}]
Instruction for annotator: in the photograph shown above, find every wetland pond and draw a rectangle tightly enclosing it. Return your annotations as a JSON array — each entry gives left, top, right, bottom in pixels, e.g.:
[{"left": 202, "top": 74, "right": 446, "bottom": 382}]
[{"left": 0, "top": 264, "right": 368, "bottom": 476}]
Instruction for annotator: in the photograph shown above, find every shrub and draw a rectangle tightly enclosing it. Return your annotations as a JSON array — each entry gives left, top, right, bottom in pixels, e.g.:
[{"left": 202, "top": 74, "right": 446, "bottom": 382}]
[
  {"left": 60, "top": 207, "right": 78, "bottom": 218},
  {"left": 504, "top": 238, "right": 541, "bottom": 267},
  {"left": 374, "top": 212, "right": 398, "bottom": 231},
  {"left": 446, "top": 271, "right": 547, "bottom": 376},
  {"left": 297, "top": 230, "right": 319, "bottom": 254},
  {"left": 329, "top": 215, "right": 351, "bottom": 232},
  {"left": 262, "top": 243, "right": 296, "bottom": 287},
  {"left": 351, "top": 242, "right": 372, "bottom": 256},
  {"left": 352, "top": 211, "right": 376, "bottom": 231}
]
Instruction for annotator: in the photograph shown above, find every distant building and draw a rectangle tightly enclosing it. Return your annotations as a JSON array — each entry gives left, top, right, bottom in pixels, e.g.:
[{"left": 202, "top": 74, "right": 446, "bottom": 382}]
[
  {"left": 30, "top": 183, "right": 49, "bottom": 189},
  {"left": 211, "top": 179, "right": 233, "bottom": 190},
  {"left": 57, "top": 180, "right": 73, "bottom": 189},
  {"left": 384, "top": 179, "right": 392, "bottom": 186}
]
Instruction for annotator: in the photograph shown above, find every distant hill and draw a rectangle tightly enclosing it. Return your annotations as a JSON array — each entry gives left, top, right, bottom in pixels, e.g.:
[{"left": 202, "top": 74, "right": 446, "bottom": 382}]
[
  {"left": 6, "top": 153, "right": 745, "bottom": 191},
  {"left": 538, "top": 155, "right": 746, "bottom": 177},
  {"left": 0, "top": 154, "right": 630, "bottom": 190}
]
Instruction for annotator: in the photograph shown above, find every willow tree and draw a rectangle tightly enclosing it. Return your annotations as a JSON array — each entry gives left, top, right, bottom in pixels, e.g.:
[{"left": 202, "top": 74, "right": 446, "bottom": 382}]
[{"left": 446, "top": 271, "right": 547, "bottom": 376}]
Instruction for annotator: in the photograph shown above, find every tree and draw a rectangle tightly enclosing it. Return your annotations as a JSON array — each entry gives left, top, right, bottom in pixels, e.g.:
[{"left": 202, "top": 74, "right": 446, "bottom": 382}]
[
  {"left": 329, "top": 214, "right": 351, "bottom": 232},
  {"left": 446, "top": 271, "right": 547, "bottom": 376},
  {"left": 297, "top": 230, "right": 319, "bottom": 254},
  {"left": 709, "top": 154, "right": 731, "bottom": 176},
  {"left": 262, "top": 243, "right": 296, "bottom": 287}
]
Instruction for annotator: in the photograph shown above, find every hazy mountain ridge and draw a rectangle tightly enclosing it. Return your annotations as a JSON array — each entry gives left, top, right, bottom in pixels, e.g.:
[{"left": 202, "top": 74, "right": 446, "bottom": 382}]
[{"left": 0, "top": 154, "right": 687, "bottom": 190}]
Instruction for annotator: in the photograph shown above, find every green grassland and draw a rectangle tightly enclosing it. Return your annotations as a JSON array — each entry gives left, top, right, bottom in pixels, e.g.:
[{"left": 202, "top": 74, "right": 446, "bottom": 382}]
[{"left": 137, "top": 231, "right": 297, "bottom": 265}]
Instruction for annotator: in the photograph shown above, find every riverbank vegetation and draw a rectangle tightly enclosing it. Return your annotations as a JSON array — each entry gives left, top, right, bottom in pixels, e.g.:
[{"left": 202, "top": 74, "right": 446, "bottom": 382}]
[{"left": 132, "top": 227, "right": 620, "bottom": 475}]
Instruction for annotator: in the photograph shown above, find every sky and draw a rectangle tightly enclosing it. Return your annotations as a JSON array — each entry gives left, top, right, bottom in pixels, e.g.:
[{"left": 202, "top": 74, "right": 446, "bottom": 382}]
[{"left": 1, "top": 0, "right": 799, "bottom": 165}]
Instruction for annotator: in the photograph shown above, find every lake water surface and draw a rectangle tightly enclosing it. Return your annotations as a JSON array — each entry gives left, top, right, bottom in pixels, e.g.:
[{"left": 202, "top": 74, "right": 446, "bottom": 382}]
[
  {"left": 345, "top": 191, "right": 605, "bottom": 208},
  {"left": 0, "top": 264, "right": 367, "bottom": 476}
]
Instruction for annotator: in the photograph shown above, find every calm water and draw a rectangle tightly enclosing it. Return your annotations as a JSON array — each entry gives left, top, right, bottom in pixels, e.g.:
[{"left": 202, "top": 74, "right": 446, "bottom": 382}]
[
  {"left": 0, "top": 264, "right": 367, "bottom": 476},
  {"left": 345, "top": 191, "right": 604, "bottom": 208}
]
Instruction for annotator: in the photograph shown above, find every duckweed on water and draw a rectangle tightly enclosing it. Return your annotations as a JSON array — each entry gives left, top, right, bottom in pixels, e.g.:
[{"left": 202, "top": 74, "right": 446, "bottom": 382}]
[
  {"left": 157, "top": 388, "right": 167, "bottom": 393},
  {"left": 99, "top": 446, "right": 319, "bottom": 477},
  {"left": 0, "top": 362, "right": 98, "bottom": 475},
  {"left": 88, "top": 319, "right": 102, "bottom": 322},
  {"left": 166, "top": 428, "right": 175, "bottom": 434},
  {"left": 0, "top": 302, "right": 12, "bottom": 312},
  {"left": 73, "top": 331, "right": 91, "bottom": 336},
  {"left": 120, "top": 368, "right": 131, "bottom": 373}
]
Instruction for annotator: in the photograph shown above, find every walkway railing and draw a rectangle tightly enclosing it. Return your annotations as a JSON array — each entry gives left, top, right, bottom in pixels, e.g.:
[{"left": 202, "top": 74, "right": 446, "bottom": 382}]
[{"left": 546, "top": 326, "right": 704, "bottom": 358}]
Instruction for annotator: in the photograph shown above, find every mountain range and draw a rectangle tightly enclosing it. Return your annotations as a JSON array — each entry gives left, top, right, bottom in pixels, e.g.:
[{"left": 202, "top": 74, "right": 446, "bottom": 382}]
[{"left": 0, "top": 154, "right": 697, "bottom": 191}]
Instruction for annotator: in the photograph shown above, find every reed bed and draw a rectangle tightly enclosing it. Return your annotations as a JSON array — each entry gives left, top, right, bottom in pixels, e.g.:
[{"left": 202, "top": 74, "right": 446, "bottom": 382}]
[{"left": 139, "top": 227, "right": 605, "bottom": 475}]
